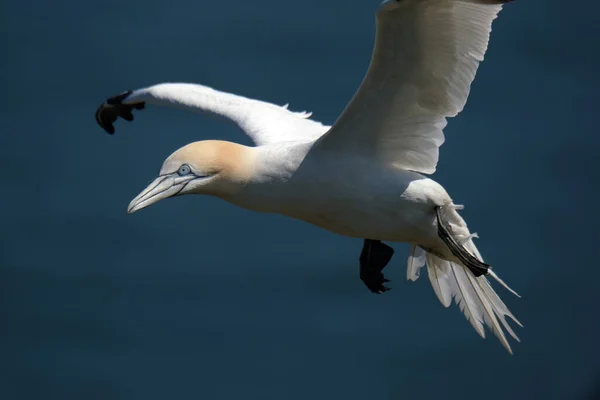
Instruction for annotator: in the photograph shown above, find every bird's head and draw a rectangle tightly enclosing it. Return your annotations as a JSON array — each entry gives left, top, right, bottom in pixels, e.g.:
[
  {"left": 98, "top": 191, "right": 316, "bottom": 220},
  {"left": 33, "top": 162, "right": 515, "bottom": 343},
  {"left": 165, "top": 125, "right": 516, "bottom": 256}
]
[{"left": 127, "top": 140, "right": 255, "bottom": 214}]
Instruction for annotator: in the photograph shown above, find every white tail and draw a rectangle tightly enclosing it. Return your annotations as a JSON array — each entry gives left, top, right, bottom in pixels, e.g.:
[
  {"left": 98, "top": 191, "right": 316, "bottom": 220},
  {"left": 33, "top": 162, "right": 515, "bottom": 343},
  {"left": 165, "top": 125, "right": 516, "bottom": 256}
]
[{"left": 407, "top": 205, "right": 522, "bottom": 354}]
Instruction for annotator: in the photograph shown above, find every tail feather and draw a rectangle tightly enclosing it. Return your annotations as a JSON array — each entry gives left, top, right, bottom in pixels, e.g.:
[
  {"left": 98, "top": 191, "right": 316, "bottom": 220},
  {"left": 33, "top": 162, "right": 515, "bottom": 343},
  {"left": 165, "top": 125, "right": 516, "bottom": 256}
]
[
  {"left": 480, "top": 277, "right": 524, "bottom": 329},
  {"left": 407, "top": 245, "right": 426, "bottom": 282},
  {"left": 488, "top": 270, "right": 521, "bottom": 298},
  {"left": 458, "top": 223, "right": 522, "bottom": 300},
  {"left": 426, "top": 253, "right": 453, "bottom": 308},
  {"left": 479, "top": 278, "right": 522, "bottom": 342},
  {"left": 406, "top": 204, "right": 521, "bottom": 353},
  {"left": 421, "top": 252, "right": 520, "bottom": 354},
  {"left": 447, "top": 261, "right": 487, "bottom": 339},
  {"left": 463, "top": 267, "right": 514, "bottom": 353}
]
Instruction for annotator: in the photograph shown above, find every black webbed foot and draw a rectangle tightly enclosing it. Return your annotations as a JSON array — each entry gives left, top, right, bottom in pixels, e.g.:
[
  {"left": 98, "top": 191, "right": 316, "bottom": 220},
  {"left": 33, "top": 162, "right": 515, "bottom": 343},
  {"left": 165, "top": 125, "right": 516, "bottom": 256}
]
[
  {"left": 359, "top": 239, "right": 394, "bottom": 294},
  {"left": 95, "top": 90, "right": 145, "bottom": 134}
]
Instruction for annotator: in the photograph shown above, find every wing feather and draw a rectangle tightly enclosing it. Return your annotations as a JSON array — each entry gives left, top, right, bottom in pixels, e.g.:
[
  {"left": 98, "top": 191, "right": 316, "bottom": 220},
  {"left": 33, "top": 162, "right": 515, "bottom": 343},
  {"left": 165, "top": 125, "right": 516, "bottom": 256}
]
[
  {"left": 100, "top": 83, "right": 330, "bottom": 145},
  {"left": 317, "top": 0, "right": 511, "bottom": 174}
]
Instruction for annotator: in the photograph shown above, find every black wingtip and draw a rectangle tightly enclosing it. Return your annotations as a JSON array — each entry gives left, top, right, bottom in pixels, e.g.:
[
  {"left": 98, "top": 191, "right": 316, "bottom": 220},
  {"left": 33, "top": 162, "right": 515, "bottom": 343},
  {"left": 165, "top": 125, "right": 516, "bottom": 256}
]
[
  {"left": 106, "top": 90, "right": 133, "bottom": 105},
  {"left": 95, "top": 90, "right": 145, "bottom": 135},
  {"left": 95, "top": 104, "right": 113, "bottom": 134},
  {"left": 121, "top": 109, "right": 134, "bottom": 121}
]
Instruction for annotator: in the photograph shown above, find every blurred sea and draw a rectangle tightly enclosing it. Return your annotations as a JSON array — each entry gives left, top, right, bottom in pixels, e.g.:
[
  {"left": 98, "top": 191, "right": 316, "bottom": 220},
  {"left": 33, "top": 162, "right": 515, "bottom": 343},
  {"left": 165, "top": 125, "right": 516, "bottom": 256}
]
[{"left": 1, "top": 0, "right": 599, "bottom": 399}]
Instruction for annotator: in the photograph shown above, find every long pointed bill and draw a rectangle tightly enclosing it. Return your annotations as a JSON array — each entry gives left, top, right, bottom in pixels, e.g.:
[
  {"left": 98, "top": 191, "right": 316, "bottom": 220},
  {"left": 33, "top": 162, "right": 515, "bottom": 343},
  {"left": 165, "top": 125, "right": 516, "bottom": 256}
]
[{"left": 127, "top": 174, "right": 195, "bottom": 214}]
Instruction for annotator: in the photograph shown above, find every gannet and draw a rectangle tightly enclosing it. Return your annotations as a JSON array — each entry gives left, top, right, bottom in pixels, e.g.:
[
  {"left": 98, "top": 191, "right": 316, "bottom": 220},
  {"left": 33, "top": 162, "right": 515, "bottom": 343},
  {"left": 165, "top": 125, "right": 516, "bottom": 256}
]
[{"left": 95, "top": 0, "right": 522, "bottom": 353}]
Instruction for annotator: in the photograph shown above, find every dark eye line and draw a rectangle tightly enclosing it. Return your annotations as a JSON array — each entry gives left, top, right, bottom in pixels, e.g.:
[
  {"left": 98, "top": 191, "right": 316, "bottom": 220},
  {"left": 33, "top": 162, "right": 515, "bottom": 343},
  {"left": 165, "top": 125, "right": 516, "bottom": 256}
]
[{"left": 158, "top": 164, "right": 212, "bottom": 179}]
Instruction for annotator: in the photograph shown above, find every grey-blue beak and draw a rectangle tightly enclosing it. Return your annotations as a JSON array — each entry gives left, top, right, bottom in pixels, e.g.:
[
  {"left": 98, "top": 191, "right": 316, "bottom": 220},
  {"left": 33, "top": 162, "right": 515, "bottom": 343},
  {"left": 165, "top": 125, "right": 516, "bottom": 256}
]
[{"left": 127, "top": 174, "right": 195, "bottom": 214}]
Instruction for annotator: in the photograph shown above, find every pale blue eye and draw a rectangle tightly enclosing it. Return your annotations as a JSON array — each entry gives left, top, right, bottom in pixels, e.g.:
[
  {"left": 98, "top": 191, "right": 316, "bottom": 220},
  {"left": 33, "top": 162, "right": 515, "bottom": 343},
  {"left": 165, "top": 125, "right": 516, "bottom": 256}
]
[{"left": 177, "top": 164, "right": 191, "bottom": 176}]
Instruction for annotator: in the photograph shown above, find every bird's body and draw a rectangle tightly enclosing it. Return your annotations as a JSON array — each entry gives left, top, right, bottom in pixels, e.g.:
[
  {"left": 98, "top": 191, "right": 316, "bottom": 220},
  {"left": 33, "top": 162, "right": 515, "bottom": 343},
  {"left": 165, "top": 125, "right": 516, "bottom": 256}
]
[
  {"left": 96, "top": 0, "right": 523, "bottom": 353},
  {"left": 226, "top": 141, "right": 444, "bottom": 246}
]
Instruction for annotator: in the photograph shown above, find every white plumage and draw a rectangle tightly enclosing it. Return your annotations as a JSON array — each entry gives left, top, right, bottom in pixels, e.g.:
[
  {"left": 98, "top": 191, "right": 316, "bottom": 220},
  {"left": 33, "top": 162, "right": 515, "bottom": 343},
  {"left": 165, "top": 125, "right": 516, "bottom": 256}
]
[
  {"left": 119, "top": 83, "right": 330, "bottom": 145},
  {"left": 318, "top": 0, "right": 506, "bottom": 174},
  {"left": 96, "top": 0, "right": 521, "bottom": 353}
]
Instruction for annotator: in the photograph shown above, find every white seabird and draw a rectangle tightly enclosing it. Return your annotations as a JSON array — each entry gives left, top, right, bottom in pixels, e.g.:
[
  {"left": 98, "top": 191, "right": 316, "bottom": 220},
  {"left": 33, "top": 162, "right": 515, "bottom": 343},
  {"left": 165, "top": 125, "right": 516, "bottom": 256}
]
[{"left": 96, "top": 0, "right": 522, "bottom": 353}]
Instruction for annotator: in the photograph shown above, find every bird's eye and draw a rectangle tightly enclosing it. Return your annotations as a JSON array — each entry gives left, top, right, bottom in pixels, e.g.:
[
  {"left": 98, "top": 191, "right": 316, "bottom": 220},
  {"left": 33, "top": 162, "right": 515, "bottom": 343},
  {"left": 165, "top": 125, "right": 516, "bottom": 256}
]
[{"left": 177, "top": 164, "right": 191, "bottom": 176}]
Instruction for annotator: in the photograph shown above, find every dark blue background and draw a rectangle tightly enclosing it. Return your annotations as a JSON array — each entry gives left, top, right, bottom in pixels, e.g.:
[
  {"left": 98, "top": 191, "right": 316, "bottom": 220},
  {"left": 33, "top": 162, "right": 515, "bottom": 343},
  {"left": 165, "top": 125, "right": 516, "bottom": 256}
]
[{"left": 2, "top": 0, "right": 599, "bottom": 399}]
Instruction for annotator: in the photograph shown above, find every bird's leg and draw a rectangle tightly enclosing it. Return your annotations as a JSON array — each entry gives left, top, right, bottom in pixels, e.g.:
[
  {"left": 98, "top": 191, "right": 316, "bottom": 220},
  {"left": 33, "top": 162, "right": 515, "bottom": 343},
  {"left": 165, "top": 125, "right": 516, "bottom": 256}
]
[
  {"left": 435, "top": 206, "right": 489, "bottom": 277},
  {"left": 359, "top": 239, "right": 394, "bottom": 294}
]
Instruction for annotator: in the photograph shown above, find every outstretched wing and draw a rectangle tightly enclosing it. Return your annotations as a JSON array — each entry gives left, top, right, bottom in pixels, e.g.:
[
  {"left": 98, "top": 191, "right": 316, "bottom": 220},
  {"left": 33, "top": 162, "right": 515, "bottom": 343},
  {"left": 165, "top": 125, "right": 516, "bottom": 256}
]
[
  {"left": 95, "top": 83, "right": 330, "bottom": 145},
  {"left": 316, "top": 0, "right": 511, "bottom": 174}
]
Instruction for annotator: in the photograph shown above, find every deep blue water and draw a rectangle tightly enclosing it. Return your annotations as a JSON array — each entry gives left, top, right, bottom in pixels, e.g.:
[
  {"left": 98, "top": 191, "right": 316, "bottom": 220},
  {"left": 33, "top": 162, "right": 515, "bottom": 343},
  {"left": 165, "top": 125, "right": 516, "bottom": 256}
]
[{"left": 2, "top": 0, "right": 599, "bottom": 399}]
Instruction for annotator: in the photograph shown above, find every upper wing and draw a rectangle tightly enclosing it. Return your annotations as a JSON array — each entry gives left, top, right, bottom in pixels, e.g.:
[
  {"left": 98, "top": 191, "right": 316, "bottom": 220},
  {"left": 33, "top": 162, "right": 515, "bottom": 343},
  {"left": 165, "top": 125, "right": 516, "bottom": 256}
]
[
  {"left": 316, "top": 0, "right": 511, "bottom": 174},
  {"left": 95, "top": 83, "right": 330, "bottom": 146}
]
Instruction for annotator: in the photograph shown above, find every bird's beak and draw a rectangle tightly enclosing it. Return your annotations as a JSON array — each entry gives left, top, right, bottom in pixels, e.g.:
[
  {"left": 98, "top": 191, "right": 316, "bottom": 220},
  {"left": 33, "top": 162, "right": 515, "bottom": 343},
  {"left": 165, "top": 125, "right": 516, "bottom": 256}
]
[{"left": 127, "top": 174, "right": 195, "bottom": 214}]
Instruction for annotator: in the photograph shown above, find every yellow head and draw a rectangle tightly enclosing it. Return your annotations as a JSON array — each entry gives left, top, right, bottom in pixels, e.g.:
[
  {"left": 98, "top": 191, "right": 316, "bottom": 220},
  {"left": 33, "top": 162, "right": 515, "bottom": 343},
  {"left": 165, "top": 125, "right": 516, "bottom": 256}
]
[{"left": 127, "top": 140, "right": 255, "bottom": 213}]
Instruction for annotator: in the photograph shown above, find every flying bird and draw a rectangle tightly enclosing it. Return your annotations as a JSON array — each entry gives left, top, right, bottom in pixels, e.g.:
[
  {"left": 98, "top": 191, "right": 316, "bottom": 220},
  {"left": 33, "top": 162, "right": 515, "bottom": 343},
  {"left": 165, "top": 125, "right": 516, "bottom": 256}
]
[{"left": 95, "top": 0, "right": 522, "bottom": 353}]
